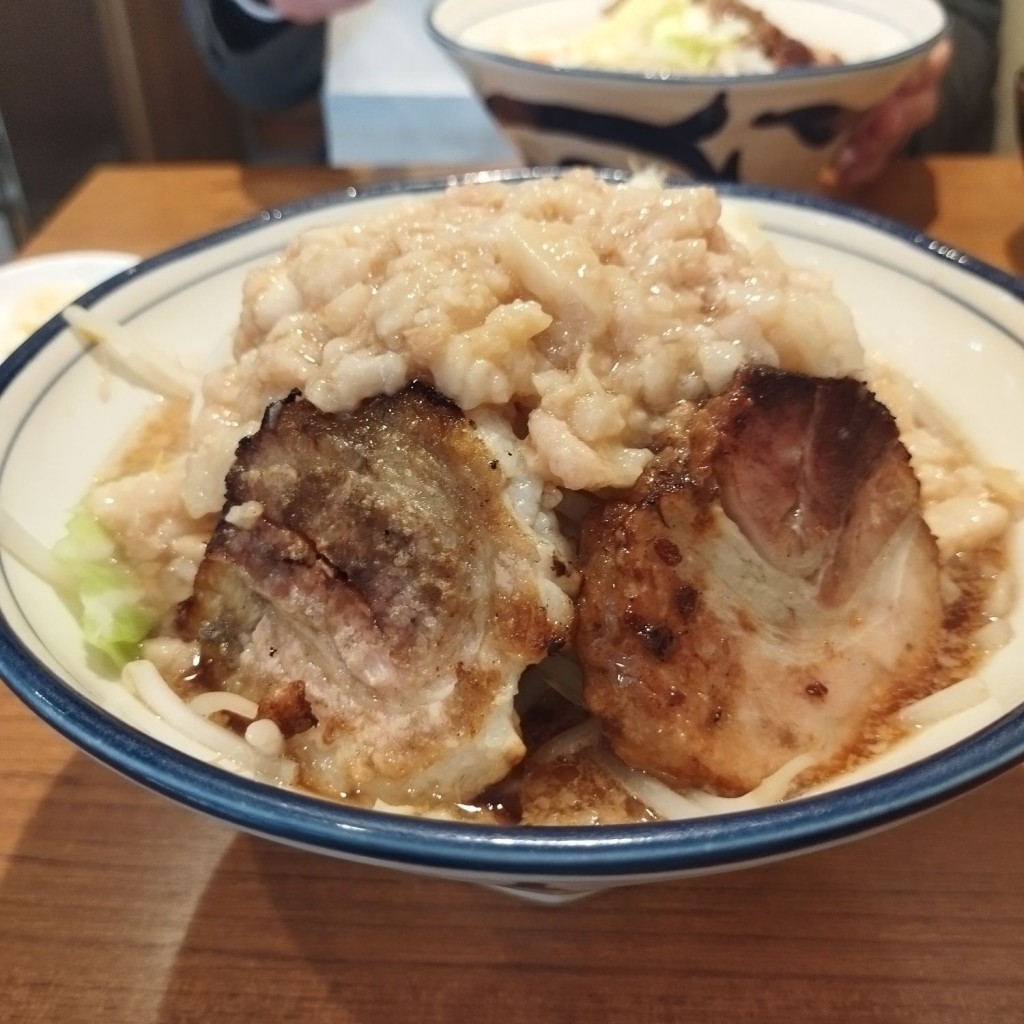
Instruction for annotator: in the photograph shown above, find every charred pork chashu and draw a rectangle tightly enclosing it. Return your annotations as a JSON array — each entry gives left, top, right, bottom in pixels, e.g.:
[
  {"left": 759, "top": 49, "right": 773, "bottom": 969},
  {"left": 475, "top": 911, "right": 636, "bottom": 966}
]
[
  {"left": 178, "top": 384, "right": 575, "bottom": 806},
  {"left": 576, "top": 366, "right": 944, "bottom": 796}
]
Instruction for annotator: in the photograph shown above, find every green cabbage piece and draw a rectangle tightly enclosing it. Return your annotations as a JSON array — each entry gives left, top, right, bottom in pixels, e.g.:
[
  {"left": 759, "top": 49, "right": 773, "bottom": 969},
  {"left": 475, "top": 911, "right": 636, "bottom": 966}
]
[
  {"left": 573, "top": 0, "right": 748, "bottom": 73},
  {"left": 52, "top": 506, "right": 154, "bottom": 669}
]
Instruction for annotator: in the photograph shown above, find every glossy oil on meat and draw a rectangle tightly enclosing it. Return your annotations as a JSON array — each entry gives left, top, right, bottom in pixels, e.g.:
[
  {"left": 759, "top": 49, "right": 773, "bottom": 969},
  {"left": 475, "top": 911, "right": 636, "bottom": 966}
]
[
  {"left": 178, "top": 383, "right": 575, "bottom": 806},
  {"left": 576, "top": 366, "right": 944, "bottom": 797}
]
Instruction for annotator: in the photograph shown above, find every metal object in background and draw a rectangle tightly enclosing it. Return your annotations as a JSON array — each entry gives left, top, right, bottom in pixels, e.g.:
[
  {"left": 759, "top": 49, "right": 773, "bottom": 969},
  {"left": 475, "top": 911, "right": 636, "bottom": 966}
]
[{"left": 0, "top": 110, "right": 31, "bottom": 248}]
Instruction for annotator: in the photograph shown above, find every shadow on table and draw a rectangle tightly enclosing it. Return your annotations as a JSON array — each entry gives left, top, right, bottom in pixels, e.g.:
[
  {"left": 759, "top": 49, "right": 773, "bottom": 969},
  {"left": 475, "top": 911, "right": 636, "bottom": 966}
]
[
  {"left": 833, "top": 161, "right": 1024, "bottom": 276},
  {"left": 830, "top": 159, "right": 938, "bottom": 236},
  {"left": 3, "top": 751, "right": 1023, "bottom": 1024},
  {"left": 1006, "top": 223, "right": 1024, "bottom": 277}
]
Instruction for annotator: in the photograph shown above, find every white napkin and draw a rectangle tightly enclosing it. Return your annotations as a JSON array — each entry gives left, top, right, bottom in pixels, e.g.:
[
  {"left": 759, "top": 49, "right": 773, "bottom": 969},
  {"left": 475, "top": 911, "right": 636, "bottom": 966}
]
[{"left": 321, "top": 0, "right": 519, "bottom": 166}]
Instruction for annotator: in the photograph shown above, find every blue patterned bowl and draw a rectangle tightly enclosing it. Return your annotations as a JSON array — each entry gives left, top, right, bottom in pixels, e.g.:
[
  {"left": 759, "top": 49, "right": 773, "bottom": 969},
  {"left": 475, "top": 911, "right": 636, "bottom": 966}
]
[
  {"left": 1, "top": 172, "right": 1023, "bottom": 904},
  {"left": 428, "top": 0, "right": 946, "bottom": 190}
]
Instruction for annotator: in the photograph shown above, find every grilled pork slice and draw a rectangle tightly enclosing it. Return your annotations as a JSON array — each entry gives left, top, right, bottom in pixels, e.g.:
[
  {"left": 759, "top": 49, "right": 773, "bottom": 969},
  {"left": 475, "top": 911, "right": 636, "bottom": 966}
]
[
  {"left": 576, "top": 365, "right": 943, "bottom": 797},
  {"left": 178, "top": 384, "right": 576, "bottom": 806}
]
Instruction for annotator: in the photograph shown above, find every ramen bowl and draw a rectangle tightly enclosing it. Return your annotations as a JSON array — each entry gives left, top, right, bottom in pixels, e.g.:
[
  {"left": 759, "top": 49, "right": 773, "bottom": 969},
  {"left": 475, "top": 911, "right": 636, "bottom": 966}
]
[
  {"left": 428, "top": 0, "right": 946, "bottom": 190},
  {"left": 0, "top": 170, "right": 1023, "bottom": 904}
]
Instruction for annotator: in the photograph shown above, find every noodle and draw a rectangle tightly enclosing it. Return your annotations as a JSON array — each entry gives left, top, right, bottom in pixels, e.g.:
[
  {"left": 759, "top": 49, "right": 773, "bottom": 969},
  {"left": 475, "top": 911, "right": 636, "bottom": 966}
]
[
  {"left": 123, "top": 659, "right": 297, "bottom": 786},
  {"left": 64, "top": 304, "right": 196, "bottom": 399}
]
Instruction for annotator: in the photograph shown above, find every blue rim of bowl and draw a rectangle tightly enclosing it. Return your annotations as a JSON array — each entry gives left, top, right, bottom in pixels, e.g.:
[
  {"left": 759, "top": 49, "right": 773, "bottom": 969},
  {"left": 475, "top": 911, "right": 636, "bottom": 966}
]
[
  {"left": 0, "top": 166, "right": 1022, "bottom": 881},
  {"left": 425, "top": 0, "right": 948, "bottom": 88}
]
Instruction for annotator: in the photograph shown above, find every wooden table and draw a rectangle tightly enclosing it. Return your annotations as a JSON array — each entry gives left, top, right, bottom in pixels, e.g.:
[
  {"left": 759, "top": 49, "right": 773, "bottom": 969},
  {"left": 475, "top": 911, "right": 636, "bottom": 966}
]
[{"left": 3, "top": 157, "right": 1024, "bottom": 1024}]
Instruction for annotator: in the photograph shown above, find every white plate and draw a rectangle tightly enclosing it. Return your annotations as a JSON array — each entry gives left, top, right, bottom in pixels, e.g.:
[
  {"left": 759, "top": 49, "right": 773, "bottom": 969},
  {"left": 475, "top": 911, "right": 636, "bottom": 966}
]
[
  {"left": 0, "top": 173, "right": 1021, "bottom": 901},
  {"left": 0, "top": 251, "right": 138, "bottom": 361}
]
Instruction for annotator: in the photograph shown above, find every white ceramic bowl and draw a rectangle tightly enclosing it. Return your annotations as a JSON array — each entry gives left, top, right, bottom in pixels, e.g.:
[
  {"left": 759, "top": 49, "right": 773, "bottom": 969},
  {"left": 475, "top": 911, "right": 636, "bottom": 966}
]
[
  {"left": 428, "top": 0, "right": 946, "bottom": 190},
  {"left": 1, "top": 171, "right": 1023, "bottom": 903},
  {"left": 0, "top": 251, "right": 138, "bottom": 361}
]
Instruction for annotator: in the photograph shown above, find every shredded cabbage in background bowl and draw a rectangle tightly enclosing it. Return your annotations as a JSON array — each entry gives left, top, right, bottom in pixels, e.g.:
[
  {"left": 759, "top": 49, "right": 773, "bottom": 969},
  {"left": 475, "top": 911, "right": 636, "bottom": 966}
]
[{"left": 518, "top": 0, "right": 776, "bottom": 74}]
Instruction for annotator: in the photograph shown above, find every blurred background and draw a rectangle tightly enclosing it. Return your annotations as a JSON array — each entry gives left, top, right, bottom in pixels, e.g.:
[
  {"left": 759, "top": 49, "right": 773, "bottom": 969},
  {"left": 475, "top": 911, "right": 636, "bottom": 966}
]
[
  {"left": 0, "top": 1, "right": 325, "bottom": 260},
  {"left": 1, "top": 0, "right": 1022, "bottom": 261}
]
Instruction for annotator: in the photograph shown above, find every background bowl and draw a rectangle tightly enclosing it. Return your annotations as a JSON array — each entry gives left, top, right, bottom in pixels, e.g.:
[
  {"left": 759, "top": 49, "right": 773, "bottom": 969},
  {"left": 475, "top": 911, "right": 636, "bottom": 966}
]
[
  {"left": 428, "top": 0, "right": 947, "bottom": 190},
  {"left": 1, "top": 170, "right": 1023, "bottom": 904},
  {"left": 0, "top": 251, "right": 137, "bottom": 360}
]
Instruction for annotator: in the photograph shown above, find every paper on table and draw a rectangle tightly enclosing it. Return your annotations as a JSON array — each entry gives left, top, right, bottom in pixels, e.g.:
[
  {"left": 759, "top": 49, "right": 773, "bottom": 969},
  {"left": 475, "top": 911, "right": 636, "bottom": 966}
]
[{"left": 321, "top": 0, "right": 520, "bottom": 166}]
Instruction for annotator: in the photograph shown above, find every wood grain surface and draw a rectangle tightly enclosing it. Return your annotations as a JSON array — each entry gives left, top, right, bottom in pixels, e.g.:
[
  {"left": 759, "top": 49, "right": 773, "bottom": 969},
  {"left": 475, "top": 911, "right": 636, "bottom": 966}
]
[{"left": 3, "top": 156, "right": 1024, "bottom": 1024}]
